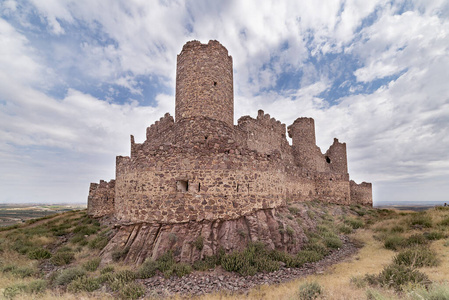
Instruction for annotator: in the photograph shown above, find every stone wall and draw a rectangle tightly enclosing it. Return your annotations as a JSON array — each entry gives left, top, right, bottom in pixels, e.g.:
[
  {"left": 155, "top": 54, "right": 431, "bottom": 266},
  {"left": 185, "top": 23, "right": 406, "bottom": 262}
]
[
  {"left": 288, "top": 117, "right": 329, "bottom": 172},
  {"left": 175, "top": 40, "right": 234, "bottom": 126},
  {"left": 350, "top": 180, "right": 373, "bottom": 206},
  {"left": 325, "top": 138, "right": 348, "bottom": 174},
  {"left": 87, "top": 180, "right": 115, "bottom": 218}
]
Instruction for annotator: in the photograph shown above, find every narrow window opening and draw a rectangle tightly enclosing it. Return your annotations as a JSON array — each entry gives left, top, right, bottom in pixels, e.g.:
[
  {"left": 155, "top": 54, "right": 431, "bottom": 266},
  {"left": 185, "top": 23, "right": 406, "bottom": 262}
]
[
  {"left": 236, "top": 184, "right": 239, "bottom": 192},
  {"left": 325, "top": 156, "right": 331, "bottom": 163},
  {"left": 176, "top": 180, "right": 189, "bottom": 192},
  {"left": 213, "top": 81, "right": 217, "bottom": 86},
  {"left": 204, "top": 136, "right": 208, "bottom": 140},
  {"left": 225, "top": 150, "right": 230, "bottom": 154},
  {"left": 247, "top": 184, "right": 250, "bottom": 193},
  {"left": 267, "top": 154, "right": 271, "bottom": 158},
  {"left": 198, "top": 183, "right": 201, "bottom": 192},
  {"left": 330, "top": 178, "right": 332, "bottom": 181}
]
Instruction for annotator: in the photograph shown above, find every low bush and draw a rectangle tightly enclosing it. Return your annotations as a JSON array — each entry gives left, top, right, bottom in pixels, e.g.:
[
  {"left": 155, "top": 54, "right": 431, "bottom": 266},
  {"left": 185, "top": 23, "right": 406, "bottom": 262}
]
[
  {"left": 384, "top": 235, "right": 405, "bottom": 251},
  {"left": 404, "top": 234, "right": 429, "bottom": 247},
  {"left": 345, "top": 217, "right": 364, "bottom": 229},
  {"left": 439, "top": 217, "right": 449, "bottom": 226},
  {"left": 88, "top": 234, "right": 109, "bottom": 250},
  {"left": 192, "top": 255, "right": 219, "bottom": 271},
  {"left": 323, "top": 235, "right": 342, "bottom": 249},
  {"left": 50, "top": 251, "right": 75, "bottom": 266},
  {"left": 118, "top": 282, "right": 146, "bottom": 300},
  {"left": 390, "top": 225, "right": 405, "bottom": 233},
  {"left": 54, "top": 267, "right": 86, "bottom": 286},
  {"left": 407, "top": 283, "right": 449, "bottom": 300},
  {"left": 73, "top": 224, "right": 100, "bottom": 236},
  {"left": 28, "top": 248, "right": 52, "bottom": 260},
  {"left": 67, "top": 276, "right": 100, "bottom": 293},
  {"left": 409, "top": 213, "right": 432, "bottom": 228},
  {"left": 297, "top": 281, "right": 322, "bottom": 300},
  {"left": 172, "top": 262, "right": 192, "bottom": 278},
  {"left": 424, "top": 230, "right": 446, "bottom": 240},
  {"left": 112, "top": 247, "right": 129, "bottom": 262},
  {"left": 137, "top": 259, "right": 158, "bottom": 279},
  {"left": 338, "top": 224, "right": 353, "bottom": 234},
  {"left": 3, "top": 280, "right": 47, "bottom": 299},
  {"left": 393, "top": 247, "right": 440, "bottom": 268},
  {"left": 70, "top": 234, "right": 88, "bottom": 245},
  {"left": 83, "top": 257, "right": 101, "bottom": 272},
  {"left": 296, "top": 250, "right": 324, "bottom": 264},
  {"left": 365, "top": 264, "right": 430, "bottom": 291},
  {"left": 193, "top": 236, "right": 204, "bottom": 251},
  {"left": 156, "top": 251, "right": 175, "bottom": 273},
  {"left": 100, "top": 265, "right": 115, "bottom": 274}
]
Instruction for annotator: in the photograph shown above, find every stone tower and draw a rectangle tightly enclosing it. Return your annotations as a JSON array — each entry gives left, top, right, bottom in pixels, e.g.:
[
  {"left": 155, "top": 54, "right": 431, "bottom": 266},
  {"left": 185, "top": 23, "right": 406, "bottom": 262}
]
[
  {"left": 175, "top": 40, "right": 234, "bottom": 126},
  {"left": 288, "top": 117, "right": 321, "bottom": 170}
]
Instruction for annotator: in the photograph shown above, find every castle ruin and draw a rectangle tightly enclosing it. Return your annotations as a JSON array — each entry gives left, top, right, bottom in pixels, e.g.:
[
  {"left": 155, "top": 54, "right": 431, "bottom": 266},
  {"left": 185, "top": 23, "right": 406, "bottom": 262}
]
[{"left": 88, "top": 40, "right": 372, "bottom": 224}]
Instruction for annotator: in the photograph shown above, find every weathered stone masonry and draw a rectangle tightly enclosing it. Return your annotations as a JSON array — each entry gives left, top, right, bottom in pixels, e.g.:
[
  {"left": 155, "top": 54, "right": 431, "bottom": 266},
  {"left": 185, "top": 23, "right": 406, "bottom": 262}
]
[{"left": 88, "top": 40, "right": 372, "bottom": 223}]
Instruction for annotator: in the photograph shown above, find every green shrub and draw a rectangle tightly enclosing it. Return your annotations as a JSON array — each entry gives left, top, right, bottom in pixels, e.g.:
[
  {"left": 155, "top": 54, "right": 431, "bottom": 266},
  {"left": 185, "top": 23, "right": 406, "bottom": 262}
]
[
  {"left": 54, "top": 267, "right": 86, "bottom": 286},
  {"left": 50, "top": 251, "right": 75, "bottom": 266},
  {"left": 286, "top": 226, "right": 295, "bottom": 237},
  {"left": 384, "top": 235, "right": 405, "bottom": 251},
  {"left": 288, "top": 206, "right": 300, "bottom": 215},
  {"left": 137, "top": 260, "right": 157, "bottom": 279},
  {"left": 349, "top": 275, "right": 366, "bottom": 288},
  {"left": 70, "top": 234, "right": 88, "bottom": 245},
  {"left": 100, "top": 265, "right": 115, "bottom": 274},
  {"left": 192, "top": 255, "right": 218, "bottom": 271},
  {"left": 3, "top": 280, "right": 47, "bottom": 299},
  {"left": 345, "top": 217, "right": 364, "bottom": 229},
  {"left": 390, "top": 225, "right": 405, "bottom": 233},
  {"left": 193, "top": 236, "right": 204, "bottom": 251},
  {"left": 112, "top": 246, "right": 130, "bottom": 262},
  {"left": 409, "top": 213, "right": 432, "bottom": 228},
  {"left": 303, "top": 241, "right": 329, "bottom": 256},
  {"left": 156, "top": 251, "right": 175, "bottom": 272},
  {"left": 73, "top": 224, "right": 100, "bottom": 236},
  {"left": 439, "top": 217, "right": 449, "bottom": 226},
  {"left": 113, "top": 269, "right": 136, "bottom": 283},
  {"left": 67, "top": 276, "right": 100, "bottom": 293},
  {"left": 172, "top": 263, "right": 192, "bottom": 277},
  {"left": 393, "top": 247, "right": 440, "bottom": 268},
  {"left": 28, "top": 248, "right": 52, "bottom": 260},
  {"left": 12, "top": 266, "right": 36, "bottom": 278},
  {"left": 323, "top": 235, "right": 342, "bottom": 249},
  {"left": 404, "top": 234, "right": 429, "bottom": 247},
  {"left": 83, "top": 257, "right": 101, "bottom": 272},
  {"left": 88, "top": 234, "right": 109, "bottom": 250},
  {"left": 338, "top": 224, "right": 353, "bottom": 234},
  {"left": 297, "top": 281, "right": 322, "bottom": 300},
  {"left": 364, "top": 264, "right": 430, "bottom": 291},
  {"left": 424, "top": 231, "right": 446, "bottom": 240},
  {"left": 118, "top": 282, "right": 145, "bottom": 300},
  {"left": 407, "top": 283, "right": 449, "bottom": 300},
  {"left": 297, "top": 250, "right": 324, "bottom": 264}
]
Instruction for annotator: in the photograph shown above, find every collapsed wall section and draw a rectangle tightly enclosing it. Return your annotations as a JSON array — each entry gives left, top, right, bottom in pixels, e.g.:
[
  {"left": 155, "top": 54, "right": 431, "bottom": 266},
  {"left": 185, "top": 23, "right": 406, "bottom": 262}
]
[
  {"left": 350, "top": 180, "right": 373, "bottom": 206},
  {"left": 87, "top": 180, "right": 115, "bottom": 218}
]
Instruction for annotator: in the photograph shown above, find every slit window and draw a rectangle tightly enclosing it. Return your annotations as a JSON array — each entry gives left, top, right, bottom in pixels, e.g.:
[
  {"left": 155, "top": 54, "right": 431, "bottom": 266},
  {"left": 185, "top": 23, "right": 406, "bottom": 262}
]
[
  {"left": 176, "top": 180, "right": 189, "bottom": 192},
  {"left": 198, "top": 183, "right": 201, "bottom": 192},
  {"left": 213, "top": 81, "right": 217, "bottom": 86},
  {"left": 325, "top": 156, "right": 331, "bottom": 163}
]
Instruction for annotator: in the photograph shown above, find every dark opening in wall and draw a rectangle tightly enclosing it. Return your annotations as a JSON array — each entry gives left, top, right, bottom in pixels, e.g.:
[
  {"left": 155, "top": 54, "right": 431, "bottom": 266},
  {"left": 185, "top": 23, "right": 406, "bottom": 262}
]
[
  {"left": 176, "top": 180, "right": 188, "bottom": 192},
  {"left": 198, "top": 183, "right": 201, "bottom": 192},
  {"left": 214, "top": 81, "right": 217, "bottom": 86},
  {"left": 204, "top": 136, "right": 208, "bottom": 140},
  {"left": 325, "top": 156, "right": 331, "bottom": 163},
  {"left": 236, "top": 184, "right": 239, "bottom": 192}
]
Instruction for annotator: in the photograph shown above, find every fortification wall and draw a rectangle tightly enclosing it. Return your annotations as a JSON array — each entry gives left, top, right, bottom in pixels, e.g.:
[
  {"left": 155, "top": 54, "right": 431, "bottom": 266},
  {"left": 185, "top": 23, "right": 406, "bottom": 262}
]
[
  {"left": 87, "top": 180, "right": 115, "bottom": 218},
  {"left": 350, "top": 180, "right": 373, "bottom": 206},
  {"left": 325, "top": 138, "right": 348, "bottom": 174},
  {"left": 114, "top": 150, "right": 286, "bottom": 223},
  {"left": 237, "top": 110, "right": 292, "bottom": 160},
  {"left": 175, "top": 40, "right": 234, "bottom": 126},
  {"left": 288, "top": 118, "right": 329, "bottom": 172}
]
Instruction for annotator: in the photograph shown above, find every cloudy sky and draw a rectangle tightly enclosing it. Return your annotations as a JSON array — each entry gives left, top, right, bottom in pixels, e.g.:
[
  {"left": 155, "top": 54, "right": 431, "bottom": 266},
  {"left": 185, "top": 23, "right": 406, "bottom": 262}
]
[{"left": 1, "top": 0, "right": 448, "bottom": 205}]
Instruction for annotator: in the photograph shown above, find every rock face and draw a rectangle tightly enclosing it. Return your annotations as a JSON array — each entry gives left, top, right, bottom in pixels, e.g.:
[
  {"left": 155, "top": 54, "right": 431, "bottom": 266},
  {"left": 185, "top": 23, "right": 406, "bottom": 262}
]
[{"left": 100, "top": 207, "right": 310, "bottom": 265}]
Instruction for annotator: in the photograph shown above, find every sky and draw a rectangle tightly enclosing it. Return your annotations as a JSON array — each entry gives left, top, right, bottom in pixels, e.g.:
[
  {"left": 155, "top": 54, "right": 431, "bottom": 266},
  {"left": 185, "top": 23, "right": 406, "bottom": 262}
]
[{"left": 1, "top": 0, "right": 448, "bottom": 206}]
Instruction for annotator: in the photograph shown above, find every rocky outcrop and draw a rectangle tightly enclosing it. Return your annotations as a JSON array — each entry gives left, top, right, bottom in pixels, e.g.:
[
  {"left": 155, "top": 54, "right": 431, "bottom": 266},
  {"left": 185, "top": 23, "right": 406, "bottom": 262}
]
[{"left": 100, "top": 207, "right": 311, "bottom": 265}]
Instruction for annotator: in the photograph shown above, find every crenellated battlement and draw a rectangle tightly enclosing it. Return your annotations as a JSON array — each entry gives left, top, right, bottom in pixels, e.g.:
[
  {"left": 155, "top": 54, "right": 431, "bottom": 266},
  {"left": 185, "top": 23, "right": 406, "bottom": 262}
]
[{"left": 146, "top": 113, "right": 174, "bottom": 141}]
